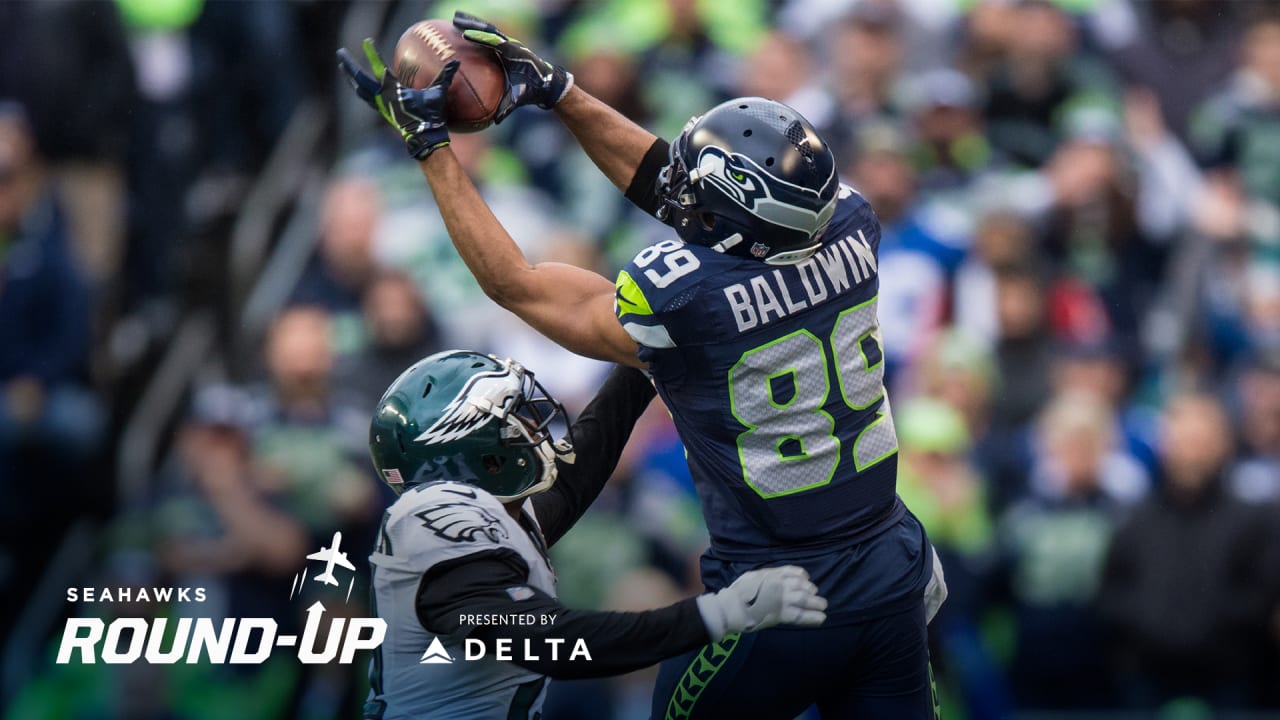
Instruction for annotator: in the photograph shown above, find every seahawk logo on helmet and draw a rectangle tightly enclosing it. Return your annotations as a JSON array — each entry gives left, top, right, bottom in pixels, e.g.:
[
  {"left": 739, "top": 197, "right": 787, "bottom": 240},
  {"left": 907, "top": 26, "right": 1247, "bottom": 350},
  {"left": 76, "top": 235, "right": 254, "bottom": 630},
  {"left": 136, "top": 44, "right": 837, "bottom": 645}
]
[
  {"left": 369, "top": 350, "right": 573, "bottom": 502},
  {"left": 416, "top": 502, "right": 509, "bottom": 544},
  {"left": 657, "top": 97, "right": 839, "bottom": 265},
  {"left": 691, "top": 145, "right": 838, "bottom": 248},
  {"left": 692, "top": 145, "right": 770, "bottom": 209}
]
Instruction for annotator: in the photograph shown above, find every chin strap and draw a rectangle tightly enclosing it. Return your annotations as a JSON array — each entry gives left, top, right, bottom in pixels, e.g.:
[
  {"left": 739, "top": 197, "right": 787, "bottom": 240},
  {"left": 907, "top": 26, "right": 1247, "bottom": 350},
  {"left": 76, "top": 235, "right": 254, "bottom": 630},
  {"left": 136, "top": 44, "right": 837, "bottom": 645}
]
[
  {"left": 493, "top": 435, "right": 561, "bottom": 503},
  {"left": 710, "top": 233, "right": 744, "bottom": 254},
  {"left": 552, "top": 438, "right": 576, "bottom": 464},
  {"left": 763, "top": 242, "right": 822, "bottom": 265}
]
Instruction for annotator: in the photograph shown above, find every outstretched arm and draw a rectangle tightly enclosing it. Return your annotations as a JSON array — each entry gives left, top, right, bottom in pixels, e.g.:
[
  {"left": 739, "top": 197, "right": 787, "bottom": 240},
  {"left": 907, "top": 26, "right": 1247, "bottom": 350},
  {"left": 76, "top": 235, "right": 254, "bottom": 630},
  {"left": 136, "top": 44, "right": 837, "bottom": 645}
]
[
  {"left": 452, "top": 13, "right": 669, "bottom": 207},
  {"left": 338, "top": 36, "right": 642, "bottom": 368},
  {"left": 418, "top": 149, "right": 642, "bottom": 367},
  {"left": 417, "top": 551, "right": 827, "bottom": 679},
  {"left": 553, "top": 87, "right": 660, "bottom": 194}
]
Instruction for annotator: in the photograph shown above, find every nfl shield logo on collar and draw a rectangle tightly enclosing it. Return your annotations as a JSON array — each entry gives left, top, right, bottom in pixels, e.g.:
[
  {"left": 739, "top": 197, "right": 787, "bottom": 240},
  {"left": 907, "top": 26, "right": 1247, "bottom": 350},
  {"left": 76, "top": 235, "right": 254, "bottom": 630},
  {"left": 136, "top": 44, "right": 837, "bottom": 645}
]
[{"left": 750, "top": 242, "right": 770, "bottom": 258}]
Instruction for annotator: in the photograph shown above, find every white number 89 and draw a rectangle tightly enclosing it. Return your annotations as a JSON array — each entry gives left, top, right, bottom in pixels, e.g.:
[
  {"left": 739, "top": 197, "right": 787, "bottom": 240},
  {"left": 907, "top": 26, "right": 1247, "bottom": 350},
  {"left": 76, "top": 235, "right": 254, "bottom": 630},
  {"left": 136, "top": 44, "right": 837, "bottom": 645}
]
[{"left": 634, "top": 240, "right": 701, "bottom": 289}]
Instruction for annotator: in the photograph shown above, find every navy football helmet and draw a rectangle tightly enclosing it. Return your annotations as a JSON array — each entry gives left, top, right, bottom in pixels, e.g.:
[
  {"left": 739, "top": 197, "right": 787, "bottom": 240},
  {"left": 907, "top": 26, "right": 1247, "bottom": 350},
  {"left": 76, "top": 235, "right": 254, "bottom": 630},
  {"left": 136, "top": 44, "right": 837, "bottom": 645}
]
[{"left": 656, "top": 97, "right": 839, "bottom": 265}]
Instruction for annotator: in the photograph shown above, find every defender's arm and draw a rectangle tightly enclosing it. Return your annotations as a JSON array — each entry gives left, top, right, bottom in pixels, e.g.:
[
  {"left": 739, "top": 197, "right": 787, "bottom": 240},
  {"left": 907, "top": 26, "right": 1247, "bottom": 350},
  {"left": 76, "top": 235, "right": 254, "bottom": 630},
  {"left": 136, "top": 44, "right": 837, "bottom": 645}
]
[
  {"left": 532, "top": 365, "right": 656, "bottom": 546},
  {"left": 417, "top": 551, "right": 827, "bottom": 679},
  {"left": 417, "top": 550, "right": 706, "bottom": 679},
  {"left": 418, "top": 149, "right": 642, "bottom": 368}
]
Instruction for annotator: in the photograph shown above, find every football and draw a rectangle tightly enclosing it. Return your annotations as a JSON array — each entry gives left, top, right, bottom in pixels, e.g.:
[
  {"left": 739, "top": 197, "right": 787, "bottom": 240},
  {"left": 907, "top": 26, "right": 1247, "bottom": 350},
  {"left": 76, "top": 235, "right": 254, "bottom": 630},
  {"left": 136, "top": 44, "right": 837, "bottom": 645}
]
[{"left": 393, "top": 19, "right": 505, "bottom": 133}]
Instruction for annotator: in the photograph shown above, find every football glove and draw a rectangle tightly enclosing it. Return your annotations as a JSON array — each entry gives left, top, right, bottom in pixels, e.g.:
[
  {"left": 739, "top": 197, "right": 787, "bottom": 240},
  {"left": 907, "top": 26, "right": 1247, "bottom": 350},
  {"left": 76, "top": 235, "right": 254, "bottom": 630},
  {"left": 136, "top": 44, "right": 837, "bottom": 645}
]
[
  {"left": 337, "top": 39, "right": 458, "bottom": 160},
  {"left": 452, "top": 11, "right": 574, "bottom": 123},
  {"left": 695, "top": 565, "right": 828, "bottom": 642}
]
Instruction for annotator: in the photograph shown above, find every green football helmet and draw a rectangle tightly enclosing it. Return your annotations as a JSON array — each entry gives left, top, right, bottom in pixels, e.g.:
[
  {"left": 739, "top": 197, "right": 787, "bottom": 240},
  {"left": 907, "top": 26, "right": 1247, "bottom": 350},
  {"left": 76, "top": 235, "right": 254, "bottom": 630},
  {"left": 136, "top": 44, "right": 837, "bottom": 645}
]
[{"left": 369, "top": 350, "right": 574, "bottom": 501}]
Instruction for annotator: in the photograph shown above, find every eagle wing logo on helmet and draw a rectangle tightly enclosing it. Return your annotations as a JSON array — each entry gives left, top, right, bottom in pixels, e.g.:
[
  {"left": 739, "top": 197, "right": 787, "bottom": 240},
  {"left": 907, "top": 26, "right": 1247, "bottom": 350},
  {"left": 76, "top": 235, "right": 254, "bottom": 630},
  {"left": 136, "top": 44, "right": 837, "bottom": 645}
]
[
  {"left": 694, "top": 145, "right": 838, "bottom": 237},
  {"left": 416, "top": 502, "right": 509, "bottom": 544},
  {"left": 413, "top": 368, "right": 522, "bottom": 445}
]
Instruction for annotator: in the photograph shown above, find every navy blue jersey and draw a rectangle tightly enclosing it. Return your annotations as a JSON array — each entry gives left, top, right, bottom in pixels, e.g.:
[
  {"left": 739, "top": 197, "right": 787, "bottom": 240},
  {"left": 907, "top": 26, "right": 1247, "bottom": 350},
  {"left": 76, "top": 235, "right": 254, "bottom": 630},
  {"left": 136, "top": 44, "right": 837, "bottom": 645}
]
[{"left": 616, "top": 186, "right": 902, "bottom": 561}]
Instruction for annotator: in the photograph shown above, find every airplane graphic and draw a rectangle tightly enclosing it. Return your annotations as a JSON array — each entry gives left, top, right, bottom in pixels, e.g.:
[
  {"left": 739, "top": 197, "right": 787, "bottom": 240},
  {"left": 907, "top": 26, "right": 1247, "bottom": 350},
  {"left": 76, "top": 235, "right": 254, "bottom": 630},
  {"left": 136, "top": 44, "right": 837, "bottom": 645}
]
[{"left": 306, "top": 531, "right": 356, "bottom": 587}]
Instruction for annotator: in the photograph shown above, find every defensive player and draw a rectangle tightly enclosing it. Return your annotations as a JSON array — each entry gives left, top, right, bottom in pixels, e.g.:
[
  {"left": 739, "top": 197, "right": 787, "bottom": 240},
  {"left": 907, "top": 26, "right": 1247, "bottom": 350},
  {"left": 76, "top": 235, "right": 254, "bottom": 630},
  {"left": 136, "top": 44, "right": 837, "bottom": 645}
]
[
  {"left": 340, "top": 16, "right": 944, "bottom": 717},
  {"left": 364, "top": 350, "right": 827, "bottom": 719}
]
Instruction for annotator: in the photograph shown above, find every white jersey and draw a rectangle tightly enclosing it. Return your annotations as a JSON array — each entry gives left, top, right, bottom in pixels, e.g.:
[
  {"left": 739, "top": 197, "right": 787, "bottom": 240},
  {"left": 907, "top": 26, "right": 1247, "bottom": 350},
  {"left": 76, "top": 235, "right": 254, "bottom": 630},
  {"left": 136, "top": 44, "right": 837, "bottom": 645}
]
[{"left": 367, "top": 481, "right": 556, "bottom": 720}]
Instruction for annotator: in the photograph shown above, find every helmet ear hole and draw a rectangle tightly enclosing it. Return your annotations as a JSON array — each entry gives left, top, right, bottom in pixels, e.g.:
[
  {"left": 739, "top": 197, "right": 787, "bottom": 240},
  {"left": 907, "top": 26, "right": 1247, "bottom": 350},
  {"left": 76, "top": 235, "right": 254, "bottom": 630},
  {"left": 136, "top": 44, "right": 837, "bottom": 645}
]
[
  {"left": 700, "top": 212, "right": 716, "bottom": 230},
  {"left": 482, "top": 454, "right": 505, "bottom": 473},
  {"left": 743, "top": 129, "right": 752, "bottom": 137},
  {"left": 765, "top": 157, "right": 775, "bottom": 166},
  {"left": 422, "top": 382, "right": 432, "bottom": 398}
]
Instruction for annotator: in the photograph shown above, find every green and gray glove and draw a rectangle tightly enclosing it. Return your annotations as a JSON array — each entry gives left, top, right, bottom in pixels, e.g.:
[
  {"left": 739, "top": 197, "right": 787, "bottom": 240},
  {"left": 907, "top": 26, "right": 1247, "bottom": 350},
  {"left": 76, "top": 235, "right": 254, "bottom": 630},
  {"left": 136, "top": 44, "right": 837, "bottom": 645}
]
[
  {"left": 452, "top": 11, "right": 574, "bottom": 123},
  {"left": 337, "top": 39, "right": 458, "bottom": 160}
]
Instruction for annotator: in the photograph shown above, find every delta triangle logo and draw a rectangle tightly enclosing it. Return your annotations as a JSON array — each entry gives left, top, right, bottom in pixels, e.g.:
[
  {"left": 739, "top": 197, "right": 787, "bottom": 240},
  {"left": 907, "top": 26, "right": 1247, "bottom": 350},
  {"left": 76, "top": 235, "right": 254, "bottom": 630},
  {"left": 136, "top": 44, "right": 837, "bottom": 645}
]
[{"left": 420, "top": 636, "right": 454, "bottom": 664}]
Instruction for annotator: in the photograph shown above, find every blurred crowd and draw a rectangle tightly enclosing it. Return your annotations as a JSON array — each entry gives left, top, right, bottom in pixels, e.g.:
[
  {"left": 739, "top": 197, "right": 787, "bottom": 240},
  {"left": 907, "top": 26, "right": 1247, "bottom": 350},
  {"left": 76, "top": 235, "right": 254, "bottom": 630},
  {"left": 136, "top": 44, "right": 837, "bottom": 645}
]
[{"left": 3, "top": 0, "right": 1280, "bottom": 718}]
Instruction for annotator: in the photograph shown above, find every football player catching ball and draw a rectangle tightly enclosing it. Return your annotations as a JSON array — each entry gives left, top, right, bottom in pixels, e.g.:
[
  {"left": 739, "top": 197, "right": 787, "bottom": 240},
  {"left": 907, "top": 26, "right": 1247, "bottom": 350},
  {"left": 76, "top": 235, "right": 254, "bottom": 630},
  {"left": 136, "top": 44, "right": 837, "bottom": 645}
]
[{"left": 341, "top": 13, "right": 944, "bottom": 718}]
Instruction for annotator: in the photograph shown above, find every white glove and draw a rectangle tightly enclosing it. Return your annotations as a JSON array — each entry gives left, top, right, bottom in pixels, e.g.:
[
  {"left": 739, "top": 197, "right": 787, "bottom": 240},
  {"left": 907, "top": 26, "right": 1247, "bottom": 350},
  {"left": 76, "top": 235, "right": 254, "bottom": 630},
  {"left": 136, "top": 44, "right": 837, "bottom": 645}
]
[{"left": 695, "top": 565, "right": 828, "bottom": 642}]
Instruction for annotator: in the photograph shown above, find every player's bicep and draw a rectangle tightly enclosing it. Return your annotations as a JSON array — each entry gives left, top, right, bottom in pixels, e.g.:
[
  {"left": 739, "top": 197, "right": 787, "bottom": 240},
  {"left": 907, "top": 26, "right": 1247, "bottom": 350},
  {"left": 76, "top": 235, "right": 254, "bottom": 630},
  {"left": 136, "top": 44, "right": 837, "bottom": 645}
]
[{"left": 501, "top": 262, "right": 643, "bottom": 368}]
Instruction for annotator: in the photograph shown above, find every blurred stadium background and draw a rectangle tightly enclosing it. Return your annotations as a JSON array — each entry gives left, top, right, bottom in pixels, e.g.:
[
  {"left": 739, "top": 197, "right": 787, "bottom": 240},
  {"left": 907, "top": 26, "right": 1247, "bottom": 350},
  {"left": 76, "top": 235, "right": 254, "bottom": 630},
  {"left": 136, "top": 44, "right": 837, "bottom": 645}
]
[{"left": 1, "top": 0, "right": 1279, "bottom": 718}]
